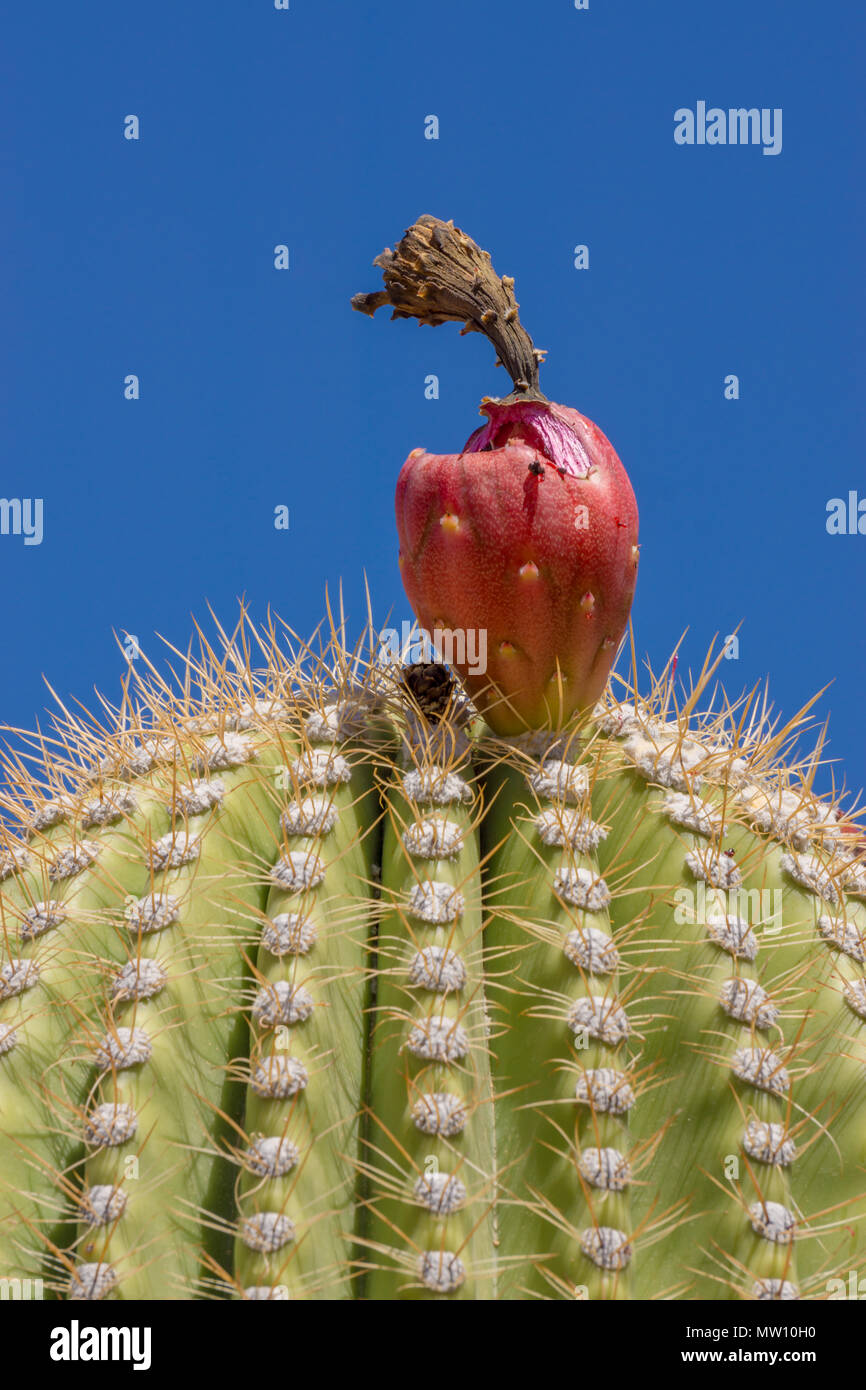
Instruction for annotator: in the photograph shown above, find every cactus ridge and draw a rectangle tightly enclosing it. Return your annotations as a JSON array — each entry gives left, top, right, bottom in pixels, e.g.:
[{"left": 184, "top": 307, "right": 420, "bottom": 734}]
[{"left": 1, "top": 603, "right": 864, "bottom": 1300}]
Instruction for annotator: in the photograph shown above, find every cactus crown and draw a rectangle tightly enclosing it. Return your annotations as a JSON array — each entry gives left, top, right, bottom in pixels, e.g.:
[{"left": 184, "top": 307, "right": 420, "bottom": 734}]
[{"left": 1, "top": 601, "right": 864, "bottom": 1301}]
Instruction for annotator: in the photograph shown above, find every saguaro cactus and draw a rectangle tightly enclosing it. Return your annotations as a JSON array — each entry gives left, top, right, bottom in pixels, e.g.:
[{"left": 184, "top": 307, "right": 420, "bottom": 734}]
[
  {"left": 1, "top": 220, "right": 862, "bottom": 1300},
  {"left": 1, "top": 612, "right": 863, "bottom": 1300}
]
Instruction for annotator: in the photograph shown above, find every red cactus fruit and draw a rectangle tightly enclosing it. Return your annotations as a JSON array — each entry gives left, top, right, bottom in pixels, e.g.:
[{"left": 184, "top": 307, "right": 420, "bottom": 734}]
[{"left": 353, "top": 216, "right": 639, "bottom": 734}]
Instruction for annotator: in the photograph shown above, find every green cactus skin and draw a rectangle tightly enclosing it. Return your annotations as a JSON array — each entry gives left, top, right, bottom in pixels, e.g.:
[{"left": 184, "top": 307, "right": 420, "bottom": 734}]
[
  {"left": 1, "top": 616, "right": 864, "bottom": 1300},
  {"left": 478, "top": 735, "right": 633, "bottom": 1301},
  {"left": 232, "top": 729, "right": 380, "bottom": 1301},
  {"left": 360, "top": 720, "right": 498, "bottom": 1299}
]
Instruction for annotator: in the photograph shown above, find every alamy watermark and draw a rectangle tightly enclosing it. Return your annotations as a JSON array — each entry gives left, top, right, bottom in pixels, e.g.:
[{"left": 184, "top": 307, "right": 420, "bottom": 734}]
[
  {"left": 826, "top": 492, "right": 866, "bottom": 535},
  {"left": 0, "top": 498, "right": 43, "bottom": 545},
  {"left": 49, "top": 1320, "right": 151, "bottom": 1370},
  {"left": 378, "top": 619, "right": 487, "bottom": 676},
  {"left": 674, "top": 103, "right": 782, "bottom": 156},
  {"left": 1, "top": 1275, "right": 44, "bottom": 1299},
  {"left": 827, "top": 1271, "right": 866, "bottom": 1299},
  {"left": 673, "top": 881, "right": 783, "bottom": 934}
]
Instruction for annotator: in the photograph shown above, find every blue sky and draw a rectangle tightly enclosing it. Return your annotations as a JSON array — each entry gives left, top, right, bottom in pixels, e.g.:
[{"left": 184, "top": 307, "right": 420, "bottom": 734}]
[{"left": 1, "top": 1, "right": 864, "bottom": 807}]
